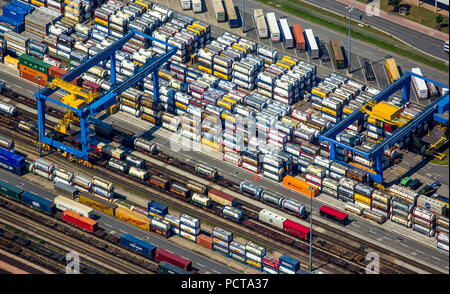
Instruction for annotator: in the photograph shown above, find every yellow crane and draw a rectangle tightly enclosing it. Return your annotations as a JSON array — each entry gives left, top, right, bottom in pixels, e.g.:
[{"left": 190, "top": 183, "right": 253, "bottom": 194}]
[
  {"left": 49, "top": 78, "right": 100, "bottom": 134},
  {"left": 360, "top": 100, "right": 411, "bottom": 128}
]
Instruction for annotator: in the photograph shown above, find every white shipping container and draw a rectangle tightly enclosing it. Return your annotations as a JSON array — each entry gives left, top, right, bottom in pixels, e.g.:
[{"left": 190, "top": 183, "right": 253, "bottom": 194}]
[
  {"left": 266, "top": 12, "right": 280, "bottom": 42},
  {"left": 54, "top": 196, "right": 93, "bottom": 218}
]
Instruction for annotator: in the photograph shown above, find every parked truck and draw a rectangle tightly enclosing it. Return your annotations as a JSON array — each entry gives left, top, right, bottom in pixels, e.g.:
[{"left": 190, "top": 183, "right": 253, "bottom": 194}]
[{"left": 254, "top": 9, "right": 268, "bottom": 39}]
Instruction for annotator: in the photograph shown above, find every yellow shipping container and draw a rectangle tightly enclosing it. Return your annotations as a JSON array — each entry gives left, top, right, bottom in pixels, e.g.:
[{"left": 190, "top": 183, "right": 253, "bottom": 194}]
[
  {"left": 115, "top": 206, "right": 150, "bottom": 231},
  {"left": 343, "top": 106, "right": 355, "bottom": 115},
  {"left": 276, "top": 61, "right": 292, "bottom": 70},
  {"left": 94, "top": 18, "right": 109, "bottom": 27},
  {"left": 135, "top": 0, "right": 152, "bottom": 9},
  {"left": 198, "top": 65, "right": 212, "bottom": 74},
  {"left": 245, "top": 259, "right": 261, "bottom": 269},
  {"left": 31, "top": 0, "right": 45, "bottom": 7},
  {"left": 175, "top": 101, "right": 188, "bottom": 111},
  {"left": 311, "top": 87, "right": 327, "bottom": 98},
  {"left": 4, "top": 56, "right": 19, "bottom": 68},
  {"left": 221, "top": 112, "right": 235, "bottom": 123},
  {"left": 213, "top": 71, "right": 231, "bottom": 81},
  {"left": 186, "top": 25, "right": 201, "bottom": 36},
  {"left": 78, "top": 194, "right": 116, "bottom": 216},
  {"left": 321, "top": 106, "right": 338, "bottom": 117},
  {"left": 280, "top": 116, "right": 300, "bottom": 128},
  {"left": 217, "top": 99, "right": 234, "bottom": 111},
  {"left": 191, "top": 23, "right": 207, "bottom": 34},
  {"left": 354, "top": 193, "right": 372, "bottom": 206},
  {"left": 232, "top": 43, "right": 249, "bottom": 55},
  {"left": 281, "top": 55, "right": 299, "bottom": 66},
  {"left": 159, "top": 70, "right": 175, "bottom": 80},
  {"left": 201, "top": 138, "right": 222, "bottom": 151}
]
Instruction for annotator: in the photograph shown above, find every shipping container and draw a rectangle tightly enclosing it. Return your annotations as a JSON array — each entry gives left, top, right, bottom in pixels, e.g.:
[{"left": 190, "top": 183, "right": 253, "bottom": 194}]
[
  {"left": 304, "top": 29, "right": 319, "bottom": 59},
  {"left": 115, "top": 206, "right": 151, "bottom": 231},
  {"left": 20, "top": 192, "right": 55, "bottom": 214},
  {"left": 266, "top": 12, "right": 280, "bottom": 42},
  {"left": 208, "top": 188, "right": 236, "bottom": 206},
  {"left": 120, "top": 233, "right": 156, "bottom": 258},
  {"left": 292, "top": 24, "right": 305, "bottom": 50},
  {"left": 155, "top": 248, "right": 192, "bottom": 271},
  {"left": 62, "top": 210, "right": 98, "bottom": 232},
  {"left": 78, "top": 193, "right": 117, "bottom": 216}
]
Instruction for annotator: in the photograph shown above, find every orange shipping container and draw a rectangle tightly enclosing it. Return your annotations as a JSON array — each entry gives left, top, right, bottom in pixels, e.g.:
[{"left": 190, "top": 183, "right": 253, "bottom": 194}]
[
  {"left": 282, "top": 175, "right": 319, "bottom": 198},
  {"left": 19, "top": 64, "right": 48, "bottom": 83},
  {"left": 19, "top": 70, "right": 47, "bottom": 87},
  {"left": 196, "top": 234, "right": 213, "bottom": 250},
  {"left": 48, "top": 65, "right": 67, "bottom": 78},
  {"left": 114, "top": 206, "right": 150, "bottom": 231}
]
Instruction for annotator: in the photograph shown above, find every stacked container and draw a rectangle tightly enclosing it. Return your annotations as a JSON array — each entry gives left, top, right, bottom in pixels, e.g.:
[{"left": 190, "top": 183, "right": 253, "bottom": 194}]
[
  {"left": 148, "top": 200, "right": 168, "bottom": 219},
  {"left": 91, "top": 176, "right": 115, "bottom": 200},
  {"left": 4, "top": 31, "right": 29, "bottom": 57},
  {"left": 371, "top": 190, "right": 391, "bottom": 219},
  {"left": 353, "top": 183, "right": 373, "bottom": 211},
  {"left": 321, "top": 177, "right": 339, "bottom": 199},
  {"left": 33, "top": 158, "right": 55, "bottom": 181},
  {"left": 25, "top": 6, "right": 61, "bottom": 38},
  {"left": 262, "top": 255, "right": 280, "bottom": 274},
  {"left": 245, "top": 241, "right": 265, "bottom": 271},
  {"left": 164, "top": 214, "right": 181, "bottom": 236},
  {"left": 337, "top": 177, "right": 357, "bottom": 203},
  {"left": 53, "top": 167, "right": 74, "bottom": 186},
  {"left": 212, "top": 227, "right": 233, "bottom": 256},
  {"left": 241, "top": 149, "right": 261, "bottom": 174},
  {"left": 229, "top": 240, "right": 247, "bottom": 264},
  {"left": 278, "top": 255, "right": 300, "bottom": 274},
  {"left": 412, "top": 207, "right": 436, "bottom": 237},
  {"left": 120, "top": 88, "right": 143, "bottom": 118},
  {"left": 390, "top": 196, "right": 414, "bottom": 228},
  {"left": 179, "top": 214, "right": 201, "bottom": 242},
  {"left": 73, "top": 175, "right": 92, "bottom": 193}
]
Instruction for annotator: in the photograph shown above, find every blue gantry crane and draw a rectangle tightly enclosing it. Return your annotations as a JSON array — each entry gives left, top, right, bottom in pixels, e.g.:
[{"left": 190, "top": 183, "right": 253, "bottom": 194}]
[
  {"left": 35, "top": 29, "right": 177, "bottom": 161},
  {"left": 319, "top": 71, "right": 449, "bottom": 184}
]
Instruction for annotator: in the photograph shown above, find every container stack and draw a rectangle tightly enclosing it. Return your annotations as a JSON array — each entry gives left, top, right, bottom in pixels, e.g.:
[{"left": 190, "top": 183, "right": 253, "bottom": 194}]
[
  {"left": 212, "top": 227, "right": 233, "bottom": 257},
  {"left": 4, "top": 31, "right": 29, "bottom": 57},
  {"left": 73, "top": 175, "right": 92, "bottom": 193},
  {"left": 329, "top": 161, "right": 348, "bottom": 180},
  {"left": 232, "top": 56, "right": 260, "bottom": 92},
  {"left": 33, "top": 158, "right": 55, "bottom": 181},
  {"left": 262, "top": 255, "right": 280, "bottom": 274},
  {"left": 278, "top": 255, "right": 300, "bottom": 274},
  {"left": 371, "top": 190, "right": 391, "bottom": 219},
  {"left": 412, "top": 207, "right": 436, "bottom": 237},
  {"left": 150, "top": 216, "right": 171, "bottom": 238},
  {"left": 321, "top": 177, "right": 339, "bottom": 199},
  {"left": 338, "top": 177, "right": 357, "bottom": 203},
  {"left": 196, "top": 234, "right": 213, "bottom": 250},
  {"left": 228, "top": 240, "right": 246, "bottom": 264},
  {"left": 91, "top": 176, "right": 115, "bottom": 200},
  {"left": 161, "top": 112, "right": 181, "bottom": 132},
  {"left": 437, "top": 231, "right": 449, "bottom": 253},
  {"left": 47, "top": 0, "right": 65, "bottom": 13},
  {"left": 28, "top": 39, "right": 48, "bottom": 59},
  {"left": 53, "top": 167, "right": 74, "bottom": 186},
  {"left": 305, "top": 164, "right": 324, "bottom": 189},
  {"left": 179, "top": 214, "right": 201, "bottom": 242},
  {"left": 178, "top": 112, "right": 201, "bottom": 142},
  {"left": 390, "top": 196, "right": 414, "bottom": 228},
  {"left": 261, "top": 153, "right": 284, "bottom": 182},
  {"left": 353, "top": 183, "right": 373, "bottom": 211},
  {"left": 25, "top": 6, "right": 61, "bottom": 38},
  {"left": 119, "top": 88, "right": 143, "bottom": 118},
  {"left": 257, "top": 44, "right": 278, "bottom": 65},
  {"left": 56, "top": 34, "right": 75, "bottom": 63},
  {"left": 241, "top": 149, "right": 261, "bottom": 174},
  {"left": 148, "top": 200, "right": 169, "bottom": 219},
  {"left": 245, "top": 241, "right": 265, "bottom": 271}
]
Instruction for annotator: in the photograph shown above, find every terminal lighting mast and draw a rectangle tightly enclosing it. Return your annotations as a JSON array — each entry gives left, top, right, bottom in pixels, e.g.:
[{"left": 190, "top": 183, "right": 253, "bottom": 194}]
[
  {"left": 242, "top": 0, "right": 245, "bottom": 33},
  {"left": 308, "top": 186, "right": 314, "bottom": 272},
  {"left": 346, "top": 5, "right": 354, "bottom": 73}
]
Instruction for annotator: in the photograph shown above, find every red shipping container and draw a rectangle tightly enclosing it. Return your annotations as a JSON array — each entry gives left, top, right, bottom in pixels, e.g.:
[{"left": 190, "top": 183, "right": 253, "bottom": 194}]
[
  {"left": 82, "top": 80, "right": 102, "bottom": 92},
  {"left": 196, "top": 234, "right": 213, "bottom": 250},
  {"left": 283, "top": 219, "right": 310, "bottom": 240},
  {"left": 155, "top": 248, "right": 192, "bottom": 271},
  {"left": 62, "top": 210, "right": 98, "bottom": 232},
  {"left": 48, "top": 65, "right": 67, "bottom": 78},
  {"left": 19, "top": 70, "right": 48, "bottom": 87},
  {"left": 383, "top": 123, "right": 396, "bottom": 133},
  {"left": 262, "top": 255, "right": 279, "bottom": 270},
  {"left": 292, "top": 24, "right": 306, "bottom": 50}
]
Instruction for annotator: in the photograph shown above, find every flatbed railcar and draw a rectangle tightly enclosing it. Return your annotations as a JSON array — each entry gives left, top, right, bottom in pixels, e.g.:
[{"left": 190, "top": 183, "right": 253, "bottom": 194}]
[{"left": 319, "top": 205, "right": 349, "bottom": 225}]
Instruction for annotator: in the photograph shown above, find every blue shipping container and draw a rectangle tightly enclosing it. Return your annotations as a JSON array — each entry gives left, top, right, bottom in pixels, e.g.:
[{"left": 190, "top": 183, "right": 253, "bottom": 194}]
[
  {"left": 0, "top": 16, "right": 24, "bottom": 33},
  {"left": 158, "top": 261, "right": 191, "bottom": 274},
  {"left": 21, "top": 192, "right": 55, "bottom": 214},
  {"left": 120, "top": 233, "right": 156, "bottom": 258},
  {"left": 11, "top": 0, "right": 35, "bottom": 14},
  {"left": 279, "top": 255, "right": 300, "bottom": 272},
  {"left": 3, "top": 4, "right": 28, "bottom": 22},
  {"left": 148, "top": 200, "right": 168, "bottom": 218},
  {"left": 0, "top": 147, "right": 25, "bottom": 174}
]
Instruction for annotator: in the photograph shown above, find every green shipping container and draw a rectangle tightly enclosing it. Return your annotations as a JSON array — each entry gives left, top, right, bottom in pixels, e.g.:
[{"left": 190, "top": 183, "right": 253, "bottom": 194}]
[
  {"left": 0, "top": 179, "right": 23, "bottom": 200},
  {"left": 19, "top": 54, "right": 50, "bottom": 75}
]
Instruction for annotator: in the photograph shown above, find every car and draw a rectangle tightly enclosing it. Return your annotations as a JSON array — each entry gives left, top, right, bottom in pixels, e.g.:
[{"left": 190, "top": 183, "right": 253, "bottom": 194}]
[
  {"left": 400, "top": 176, "right": 411, "bottom": 186},
  {"left": 408, "top": 179, "right": 421, "bottom": 190}
]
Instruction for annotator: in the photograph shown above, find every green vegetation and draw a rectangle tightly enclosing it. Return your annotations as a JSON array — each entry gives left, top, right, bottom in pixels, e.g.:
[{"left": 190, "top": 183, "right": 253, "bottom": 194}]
[
  {"left": 430, "top": 147, "right": 449, "bottom": 165},
  {"left": 259, "top": 0, "right": 448, "bottom": 72}
]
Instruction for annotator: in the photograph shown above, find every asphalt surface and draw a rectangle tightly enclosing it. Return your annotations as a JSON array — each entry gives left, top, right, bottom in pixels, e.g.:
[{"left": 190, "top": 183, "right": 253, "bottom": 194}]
[
  {"left": 303, "top": 0, "right": 450, "bottom": 62},
  {"left": 0, "top": 68, "right": 448, "bottom": 272},
  {"left": 0, "top": 169, "right": 240, "bottom": 274}
]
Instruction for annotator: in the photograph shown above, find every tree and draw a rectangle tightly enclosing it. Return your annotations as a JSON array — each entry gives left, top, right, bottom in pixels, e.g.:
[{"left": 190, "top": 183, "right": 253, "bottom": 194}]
[
  {"left": 436, "top": 14, "right": 444, "bottom": 30},
  {"left": 388, "top": 0, "right": 401, "bottom": 12}
]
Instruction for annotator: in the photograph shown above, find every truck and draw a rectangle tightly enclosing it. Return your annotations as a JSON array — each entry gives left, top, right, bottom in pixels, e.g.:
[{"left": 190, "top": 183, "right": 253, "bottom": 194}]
[
  {"left": 410, "top": 67, "right": 428, "bottom": 99},
  {"left": 192, "top": 0, "right": 202, "bottom": 12},
  {"left": 254, "top": 9, "right": 268, "bottom": 39},
  {"left": 279, "top": 18, "right": 293, "bottom": 48},
  {"left": 304, "top": 29, "right": 319, "bottom": 59},
  {"left": 266, "top": 12, "right": 280, "bottom": 42}
]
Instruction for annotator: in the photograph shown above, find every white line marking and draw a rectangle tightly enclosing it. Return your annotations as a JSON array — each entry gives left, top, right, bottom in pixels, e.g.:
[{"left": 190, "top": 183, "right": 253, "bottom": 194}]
[
  {"left": 119, "top": 229, "right": 127, "bottom": 234},
  {"left": 415, "top": 250, "right": 424, "bottom": 255},
  {"left": 400, "top": 243, "right": 409, "bottom": 247},
  {"left": 212, "top": 269, "right": 221, "bottom": 274},
  {"left": 104, "top": 223, "right": 112, "bottom": 227},
  {"left": 432, "top": 256, "right": 441, "bottom": 261},
  {"left": 197, "top": 263, "right": 205, "bottom": 267},
  {"left": 357, "top": 56, "right": 368, "bottom": 84}
]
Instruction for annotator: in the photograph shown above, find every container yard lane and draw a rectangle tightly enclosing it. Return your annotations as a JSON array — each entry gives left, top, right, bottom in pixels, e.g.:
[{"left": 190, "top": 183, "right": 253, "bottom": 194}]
[{"left": 0, "top": 169, "right": 239, "bottom": 274}]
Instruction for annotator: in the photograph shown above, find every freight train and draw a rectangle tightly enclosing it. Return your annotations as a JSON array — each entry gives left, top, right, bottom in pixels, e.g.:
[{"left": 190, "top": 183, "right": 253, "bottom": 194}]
[{"left": 0, "top": 179, "right": 195, "bottom": 272}]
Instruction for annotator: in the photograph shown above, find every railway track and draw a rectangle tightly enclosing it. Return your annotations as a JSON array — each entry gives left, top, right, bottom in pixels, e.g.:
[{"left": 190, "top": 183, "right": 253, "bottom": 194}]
[
  {"left": 0, "top": 196, "right": 158, "bottom": 274},
  {"left": 1, "top": 93, "right": 443, "bottom": 274}
]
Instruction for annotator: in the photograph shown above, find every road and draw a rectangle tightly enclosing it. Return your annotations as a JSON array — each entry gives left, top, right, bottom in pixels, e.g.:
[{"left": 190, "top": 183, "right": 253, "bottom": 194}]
[
  {"left": 0, "top": 169, "right": 240, "bottom": 274},
  {"left": 1, "top": 68, "right": 448, "bottom": 272},
  {"left": 303, "top": 0, "right": 449, "bottom": 62}
]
